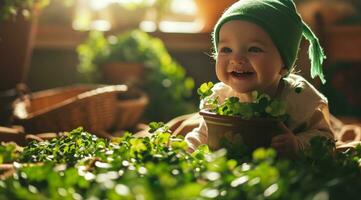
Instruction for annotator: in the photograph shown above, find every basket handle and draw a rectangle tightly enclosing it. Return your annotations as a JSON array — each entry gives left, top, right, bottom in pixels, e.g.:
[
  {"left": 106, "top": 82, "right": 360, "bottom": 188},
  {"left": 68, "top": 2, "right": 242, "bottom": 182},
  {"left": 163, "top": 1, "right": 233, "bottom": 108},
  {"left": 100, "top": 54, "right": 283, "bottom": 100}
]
[
  {"left": 9, "top": 83, "right": 32, "bottom": 125},
  {"left": 77, "top": 85, "right": 128, "bottom": 99},
  {"left": 15, "top": 83, "right": 31, "bottom": 101},
  {"left": 0, "top": 83, "right": 31, "bottom": 126}
]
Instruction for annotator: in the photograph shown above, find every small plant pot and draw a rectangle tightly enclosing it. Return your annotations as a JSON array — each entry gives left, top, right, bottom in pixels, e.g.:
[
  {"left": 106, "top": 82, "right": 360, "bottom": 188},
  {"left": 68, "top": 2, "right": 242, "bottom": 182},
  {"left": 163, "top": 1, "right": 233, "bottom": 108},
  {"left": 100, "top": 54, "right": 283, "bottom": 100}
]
[
  {"left": 200, "top": 110, "right": 282, "bottom": 151},
  {"left": 101, "top": 62, "right": 144, "bottom": 86}
]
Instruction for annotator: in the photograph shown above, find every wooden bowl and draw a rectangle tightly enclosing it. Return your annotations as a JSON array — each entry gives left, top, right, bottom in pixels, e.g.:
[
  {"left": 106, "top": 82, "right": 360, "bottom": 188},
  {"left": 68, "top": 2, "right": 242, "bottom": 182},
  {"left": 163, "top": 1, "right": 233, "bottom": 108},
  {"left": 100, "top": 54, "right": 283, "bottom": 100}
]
[{"left": 200, "top": 110, "right": 282, "bottom": 151}]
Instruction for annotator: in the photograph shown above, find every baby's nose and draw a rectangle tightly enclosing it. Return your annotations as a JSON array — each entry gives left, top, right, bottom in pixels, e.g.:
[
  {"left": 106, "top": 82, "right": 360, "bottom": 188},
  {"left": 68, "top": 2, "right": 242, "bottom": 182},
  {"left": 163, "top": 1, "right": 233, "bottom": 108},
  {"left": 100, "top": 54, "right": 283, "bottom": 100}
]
[{"left": 230, "top": 54, "right": 247, "bottom": 65}]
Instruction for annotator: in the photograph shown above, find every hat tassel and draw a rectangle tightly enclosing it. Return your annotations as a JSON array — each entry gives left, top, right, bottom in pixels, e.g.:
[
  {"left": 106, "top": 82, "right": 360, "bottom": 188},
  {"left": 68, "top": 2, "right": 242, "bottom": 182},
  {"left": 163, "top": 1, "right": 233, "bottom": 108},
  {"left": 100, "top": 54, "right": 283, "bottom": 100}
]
[{"left": 302, "top": 22, "right": 327, "bottom": 84}]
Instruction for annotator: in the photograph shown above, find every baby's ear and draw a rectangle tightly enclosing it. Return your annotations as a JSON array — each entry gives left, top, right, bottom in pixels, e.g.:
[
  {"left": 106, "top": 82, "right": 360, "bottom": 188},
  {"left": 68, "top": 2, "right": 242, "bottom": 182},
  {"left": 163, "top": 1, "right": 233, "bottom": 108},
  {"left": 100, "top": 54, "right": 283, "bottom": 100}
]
[{"left": 279, "top": 67, "right": 289, "bottom": 77}]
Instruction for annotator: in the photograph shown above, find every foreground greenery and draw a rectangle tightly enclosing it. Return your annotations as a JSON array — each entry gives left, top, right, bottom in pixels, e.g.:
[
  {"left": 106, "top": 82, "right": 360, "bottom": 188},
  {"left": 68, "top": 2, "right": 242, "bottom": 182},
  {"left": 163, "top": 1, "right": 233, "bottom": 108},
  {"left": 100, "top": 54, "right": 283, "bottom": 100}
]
[{"left": 1, "top": 125, "right": 361, "bottom": 200}]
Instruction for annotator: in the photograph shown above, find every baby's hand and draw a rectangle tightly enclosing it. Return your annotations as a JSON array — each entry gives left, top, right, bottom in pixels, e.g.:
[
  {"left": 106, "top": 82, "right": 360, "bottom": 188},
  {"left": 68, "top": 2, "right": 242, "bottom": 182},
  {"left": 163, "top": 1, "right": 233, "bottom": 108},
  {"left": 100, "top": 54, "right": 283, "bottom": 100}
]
[{"left": 270, "top": 122, "right": 300, "bottom": 158}]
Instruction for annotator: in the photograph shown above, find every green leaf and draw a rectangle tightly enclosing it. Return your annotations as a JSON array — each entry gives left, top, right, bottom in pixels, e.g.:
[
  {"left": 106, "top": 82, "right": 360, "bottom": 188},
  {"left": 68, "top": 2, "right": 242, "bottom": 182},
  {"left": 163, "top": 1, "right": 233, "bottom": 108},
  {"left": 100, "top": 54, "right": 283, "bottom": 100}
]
[
  {"left": 197, "top": 82, "right": 214, "bottom": 99},
  {"left": 149, "top": 122, "right": 165, "bottom": 133}
]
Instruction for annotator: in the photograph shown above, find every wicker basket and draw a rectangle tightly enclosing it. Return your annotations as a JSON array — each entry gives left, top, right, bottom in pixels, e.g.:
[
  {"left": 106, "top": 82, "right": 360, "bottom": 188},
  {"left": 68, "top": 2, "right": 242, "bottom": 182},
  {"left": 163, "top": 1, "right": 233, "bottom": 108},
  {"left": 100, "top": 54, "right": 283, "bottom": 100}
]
[
  {"left": 0, "top": 126, "right": 25, "bottom": 145},
  {"left": 12, "top": 85, "right": 127, "bottom": 135},
  {"left": 115, "top": 89, "right": 149, "bottom": 130}
]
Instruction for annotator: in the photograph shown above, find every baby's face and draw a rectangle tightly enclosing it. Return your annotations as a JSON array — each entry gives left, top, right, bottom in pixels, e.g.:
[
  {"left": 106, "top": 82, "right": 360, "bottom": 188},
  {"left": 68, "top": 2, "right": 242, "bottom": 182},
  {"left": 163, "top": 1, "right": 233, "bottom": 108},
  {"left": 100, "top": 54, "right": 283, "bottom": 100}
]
[{"left": 216, "top": 20, "right": 285, "bottom": 97}]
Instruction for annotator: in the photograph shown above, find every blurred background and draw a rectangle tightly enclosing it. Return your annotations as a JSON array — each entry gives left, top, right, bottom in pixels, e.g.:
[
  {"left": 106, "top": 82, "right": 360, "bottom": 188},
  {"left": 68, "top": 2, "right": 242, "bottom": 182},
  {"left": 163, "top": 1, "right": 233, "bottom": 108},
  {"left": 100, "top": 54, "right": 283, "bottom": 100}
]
[{"left": 1, "top": 0, "right": 361, "bottom": 130}]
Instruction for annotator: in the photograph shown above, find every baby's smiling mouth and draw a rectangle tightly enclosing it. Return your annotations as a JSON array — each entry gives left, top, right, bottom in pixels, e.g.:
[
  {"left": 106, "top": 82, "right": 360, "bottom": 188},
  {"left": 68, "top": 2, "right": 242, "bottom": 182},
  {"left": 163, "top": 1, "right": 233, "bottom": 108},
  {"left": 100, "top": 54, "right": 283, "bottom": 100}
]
[{"left": 230, "top": 70, "right": 254, "bottom": 77}]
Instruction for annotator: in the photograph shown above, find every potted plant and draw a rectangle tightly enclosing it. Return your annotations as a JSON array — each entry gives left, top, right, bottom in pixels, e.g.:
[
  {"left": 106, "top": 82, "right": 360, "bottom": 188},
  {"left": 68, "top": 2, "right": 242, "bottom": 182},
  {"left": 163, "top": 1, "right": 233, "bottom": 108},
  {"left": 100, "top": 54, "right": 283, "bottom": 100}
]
[
  {"left": 77, "top": 30, "right": 151, "bottom": 86},
  {"left": 197, "top": 82, "right": 288, "bottom": 151},
  {"left": 77, "top": 30, "right": 196, "bottom": 122}
]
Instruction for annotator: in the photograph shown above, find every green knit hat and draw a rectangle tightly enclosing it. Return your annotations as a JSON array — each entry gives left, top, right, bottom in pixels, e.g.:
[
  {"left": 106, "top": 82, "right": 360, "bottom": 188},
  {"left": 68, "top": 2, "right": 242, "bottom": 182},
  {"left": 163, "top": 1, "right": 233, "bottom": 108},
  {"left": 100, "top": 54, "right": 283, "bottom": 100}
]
[{"left": 212, "top": 0, "right": 326, "bottom": 84}]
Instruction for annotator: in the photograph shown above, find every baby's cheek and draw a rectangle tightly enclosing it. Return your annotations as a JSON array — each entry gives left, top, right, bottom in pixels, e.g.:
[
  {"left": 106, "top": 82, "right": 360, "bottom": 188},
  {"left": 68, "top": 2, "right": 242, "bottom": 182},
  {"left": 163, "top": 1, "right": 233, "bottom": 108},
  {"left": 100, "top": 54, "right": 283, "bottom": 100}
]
[{"left": 215, "top": 65, "right": 225, "bottom": 79}]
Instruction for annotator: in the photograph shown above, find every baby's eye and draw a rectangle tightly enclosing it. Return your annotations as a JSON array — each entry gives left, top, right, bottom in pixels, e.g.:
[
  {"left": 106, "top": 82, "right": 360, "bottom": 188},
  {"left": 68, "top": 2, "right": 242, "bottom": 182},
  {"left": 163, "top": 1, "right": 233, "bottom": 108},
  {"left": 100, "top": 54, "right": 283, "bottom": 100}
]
[
  {"left": 249, "top": 46, "right": 263, "bottom": 53},
  {"left": 219, "top": 47, "right": 232, "bottom": 53}
]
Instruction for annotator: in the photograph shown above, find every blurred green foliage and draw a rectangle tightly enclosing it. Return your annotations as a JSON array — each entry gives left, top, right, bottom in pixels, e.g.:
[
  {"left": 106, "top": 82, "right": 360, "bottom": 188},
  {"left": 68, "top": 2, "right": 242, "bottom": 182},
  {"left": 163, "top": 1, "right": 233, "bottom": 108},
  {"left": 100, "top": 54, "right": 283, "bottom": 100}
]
[{"left": 77, "top": 30, "right": 196, "bottom": 121}]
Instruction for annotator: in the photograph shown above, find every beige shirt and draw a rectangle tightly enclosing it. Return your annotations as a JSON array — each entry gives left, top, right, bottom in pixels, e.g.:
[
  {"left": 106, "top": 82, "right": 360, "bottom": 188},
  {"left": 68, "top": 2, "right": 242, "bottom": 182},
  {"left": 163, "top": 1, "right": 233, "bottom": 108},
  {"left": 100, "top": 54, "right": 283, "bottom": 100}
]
[{"left": 185, "top": 74, "right": 334, "bottom": 152}]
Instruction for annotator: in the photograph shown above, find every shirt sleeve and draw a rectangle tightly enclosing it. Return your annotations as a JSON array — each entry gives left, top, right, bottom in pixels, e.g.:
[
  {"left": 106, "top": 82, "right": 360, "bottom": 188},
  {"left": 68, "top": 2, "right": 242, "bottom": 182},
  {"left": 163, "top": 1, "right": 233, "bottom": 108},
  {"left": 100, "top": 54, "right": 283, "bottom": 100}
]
[
  {"left": 184, "top": 119, "right": 208, "bottom": 153},
  {"left": 295, "top": 103, "right": 334, "bottom": 150}
]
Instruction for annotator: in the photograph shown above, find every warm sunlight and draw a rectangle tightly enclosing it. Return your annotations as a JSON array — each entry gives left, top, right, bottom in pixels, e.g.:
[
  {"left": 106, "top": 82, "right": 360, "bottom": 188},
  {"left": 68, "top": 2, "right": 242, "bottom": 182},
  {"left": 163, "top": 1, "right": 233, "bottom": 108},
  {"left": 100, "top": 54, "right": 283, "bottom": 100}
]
[
  {"left": 1, "top": 0, "right": 361, "bottom": 199},
  {"left": 72, "top": 0, "right": 197, "bottom": 32}
]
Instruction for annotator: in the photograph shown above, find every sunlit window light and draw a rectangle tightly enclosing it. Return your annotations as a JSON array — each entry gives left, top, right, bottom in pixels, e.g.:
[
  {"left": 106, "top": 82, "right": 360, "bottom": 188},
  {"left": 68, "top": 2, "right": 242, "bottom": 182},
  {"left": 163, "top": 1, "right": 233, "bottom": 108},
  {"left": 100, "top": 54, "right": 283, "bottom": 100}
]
[
  {"left": 73, "top": 0, "right": 114, "bottom": 31},
  {"left": 140, "top": 20, "right": 202, "bottom": 33},
  {"left": 91, "top": 20, "right": 112, "bottom": 31},
  {"left": 73, "top": 0, "right": 200, "bottom": 32},
  {"left": 89, "top": 0, "right": 139, "bottom": 10},
  {"left": 89, "top": 0, "right": 111, "bottom": 10},
  {"left": 74, "top": 18, "right": 112, "bottom": 31},
  {"left": 159, "top": 20, "right": 202, "bottom": 33},
  {"left": 72, "top": 10, "right": 92, "bottom": 31},
  {"left": 118, "top": 0, "right": 155, "bottom": 5},
  {"left": 139, "top": 20, "right": 157, "bottom": 32},
  {"left": 170, "top": 0, "right": 196, "bottom": 15}
]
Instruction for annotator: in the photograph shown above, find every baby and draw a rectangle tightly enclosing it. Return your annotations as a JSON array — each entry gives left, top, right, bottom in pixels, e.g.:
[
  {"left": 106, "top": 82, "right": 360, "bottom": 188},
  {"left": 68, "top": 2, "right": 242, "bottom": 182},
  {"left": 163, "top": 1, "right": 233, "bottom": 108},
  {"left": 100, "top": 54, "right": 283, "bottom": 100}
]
[{"left": 185, "top": 0, "right": 334, "bottom": 157}]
